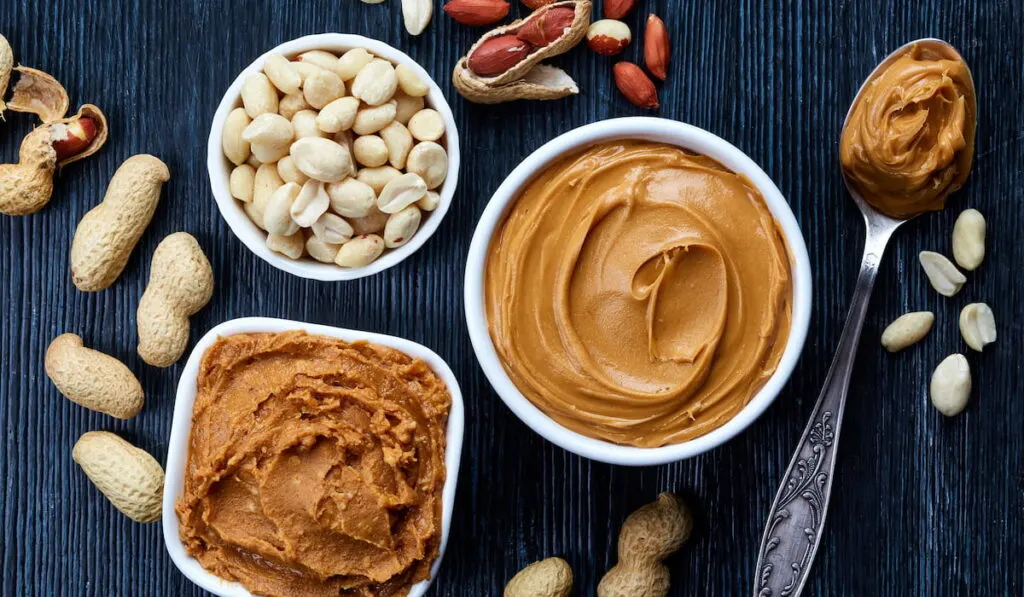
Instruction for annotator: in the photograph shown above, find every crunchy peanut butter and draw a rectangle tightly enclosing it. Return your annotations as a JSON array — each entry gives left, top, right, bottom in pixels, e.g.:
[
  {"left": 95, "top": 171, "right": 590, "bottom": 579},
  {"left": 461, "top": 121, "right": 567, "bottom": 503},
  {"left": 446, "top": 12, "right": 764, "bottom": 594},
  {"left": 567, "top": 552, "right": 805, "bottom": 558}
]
[
  {"left": 485, "top": 141, "right": 793, "bottom": 448},
  {"left": 176, "top": 331, "right": 450, "bottom": 597},
  {"left": 840, "top": 43, "right": 976, "bottom": 218}
]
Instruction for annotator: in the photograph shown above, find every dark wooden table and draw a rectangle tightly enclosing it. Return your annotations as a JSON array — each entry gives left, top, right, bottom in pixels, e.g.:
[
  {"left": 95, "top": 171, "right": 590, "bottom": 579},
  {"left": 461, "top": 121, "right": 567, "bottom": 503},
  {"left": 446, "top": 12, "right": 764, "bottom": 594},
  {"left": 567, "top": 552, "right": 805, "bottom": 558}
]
[{"left": 2, "top": 1, "right": 1021, "bottom": 595}]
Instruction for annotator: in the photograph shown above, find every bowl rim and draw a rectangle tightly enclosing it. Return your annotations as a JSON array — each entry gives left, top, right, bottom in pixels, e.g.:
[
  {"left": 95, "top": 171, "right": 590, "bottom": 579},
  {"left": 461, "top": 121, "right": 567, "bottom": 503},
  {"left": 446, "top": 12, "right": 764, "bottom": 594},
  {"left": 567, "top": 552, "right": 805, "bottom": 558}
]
[
  {"left": 161, "top": 316, "right": 465, "bottom": 597},
  {"left": 207, "top": 33, "right": 461, "bottom": 281},
  {"left": 463, "top": 116, "right": 812, "bottom": 466}
]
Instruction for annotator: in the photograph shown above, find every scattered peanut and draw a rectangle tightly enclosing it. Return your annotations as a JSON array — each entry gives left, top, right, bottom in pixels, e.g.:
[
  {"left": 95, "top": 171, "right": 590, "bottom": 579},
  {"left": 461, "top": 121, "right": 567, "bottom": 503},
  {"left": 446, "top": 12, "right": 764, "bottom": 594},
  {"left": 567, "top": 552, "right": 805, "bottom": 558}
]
[
  {"left": 0, "top": 34, "right": 11, "bottom": 115},
  {"left": 598, "top": 493, "right": 693, "bottom": 597},
  {"left": 71, "top": 155, "right": 170, "bottom": 291},
  {"left": 137, "top": 233, "right": 214, "bottom": 367},
  {"left": 402, "top": 0, "right": 434, "bottom": 35},
  {"left": 504, "top": 557, "right": 573, "bottom": 597},
  {"left": 335, "top": 234, "right": 385, "bottom": 267},
  {"left": 45, "top": 333, "right": 144, "bottom": 419},
  {"left": 951, "top": 208, "right": 985, "bottom": 271},
  {"left": 880, "top": 311, "right": 934, "bottom": 353},
  {"left": 930, "top": 354, "right": 971, "bottom": 416},
  {"left": 73, "top": 431, "right": 164, "bottom": 523},
  {"left": 919, "top": 251, "right": 966, "bottom": 297},
  {"left": 959, "top": 303, "right": 996, "bottom": 352},
  {"left": 229, "top": 164, "right": 256, "bottom": 202}
]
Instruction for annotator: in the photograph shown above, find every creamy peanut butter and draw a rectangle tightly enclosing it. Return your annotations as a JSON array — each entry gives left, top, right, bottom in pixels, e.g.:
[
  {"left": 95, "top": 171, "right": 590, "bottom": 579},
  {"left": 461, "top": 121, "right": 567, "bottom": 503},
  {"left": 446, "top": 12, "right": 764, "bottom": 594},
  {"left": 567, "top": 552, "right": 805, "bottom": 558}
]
[
  {"left": 840, "top": 43, "right": 976, "bottom": 218},
  {"left": 485, "top": 141, "right": 793, "bottom": 447},
  {"left": 177, "top": 331, "right": 449, "bottom": 597}
]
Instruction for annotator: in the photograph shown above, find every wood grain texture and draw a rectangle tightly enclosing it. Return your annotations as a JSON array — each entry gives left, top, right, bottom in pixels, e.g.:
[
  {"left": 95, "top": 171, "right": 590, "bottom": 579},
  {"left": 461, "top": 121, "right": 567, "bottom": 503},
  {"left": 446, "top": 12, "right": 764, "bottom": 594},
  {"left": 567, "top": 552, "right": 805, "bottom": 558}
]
[{"left": 1, "top": 0, "right": 1022, "bottom": 595}]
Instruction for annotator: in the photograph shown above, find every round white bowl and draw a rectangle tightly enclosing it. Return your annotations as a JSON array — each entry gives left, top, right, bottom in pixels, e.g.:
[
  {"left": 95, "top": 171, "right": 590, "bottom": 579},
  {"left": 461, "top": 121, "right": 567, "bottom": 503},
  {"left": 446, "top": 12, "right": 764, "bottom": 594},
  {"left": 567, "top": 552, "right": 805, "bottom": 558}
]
[
  {"left": 464, "top": 117, "right": 812, "bottom": 466},
  {"left": 162, "top": 317, "right": 464, "bottom": 597},
  {"left": 208, "top": 34, "right": 461, "bottom": 281}
]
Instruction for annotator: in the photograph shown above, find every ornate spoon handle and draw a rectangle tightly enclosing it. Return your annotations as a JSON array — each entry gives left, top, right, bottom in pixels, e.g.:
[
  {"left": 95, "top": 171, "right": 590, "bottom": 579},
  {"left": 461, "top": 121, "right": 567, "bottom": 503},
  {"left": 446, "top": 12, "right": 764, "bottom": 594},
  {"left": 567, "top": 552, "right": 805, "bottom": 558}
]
[{"left": 753, "top": 220, "right": 898, "bottom": 597}]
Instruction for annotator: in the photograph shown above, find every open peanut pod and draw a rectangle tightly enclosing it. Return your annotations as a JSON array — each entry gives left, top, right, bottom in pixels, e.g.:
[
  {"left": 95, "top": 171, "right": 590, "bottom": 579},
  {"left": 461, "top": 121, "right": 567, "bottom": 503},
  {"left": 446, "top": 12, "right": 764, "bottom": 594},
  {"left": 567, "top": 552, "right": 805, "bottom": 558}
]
[
  {"left": 0, "top": 34, "right": 12, "bottom": 116},
  {"left": 453, "top": 0, "right": 591, "bottom": 104},
  {"left": 53, "top": 104, "right": 108, "bottom": 167},
  {"left": 6, "top": 65, "right": 70, "bottom": 123}
]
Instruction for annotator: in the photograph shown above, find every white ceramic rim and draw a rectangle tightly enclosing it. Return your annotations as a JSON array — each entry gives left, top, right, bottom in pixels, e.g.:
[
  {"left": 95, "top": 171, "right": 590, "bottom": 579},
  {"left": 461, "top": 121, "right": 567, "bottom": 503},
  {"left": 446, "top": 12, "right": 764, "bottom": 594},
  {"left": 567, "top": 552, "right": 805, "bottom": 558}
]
[
  {"left": 207, "top": 34, "right": 461, "bottom": 281},
  {"left": 162, "top": 317, "right": 465, "bottom": 597},
  {"left": 464, "top": 117, "right": 813, "bottom": 466}
]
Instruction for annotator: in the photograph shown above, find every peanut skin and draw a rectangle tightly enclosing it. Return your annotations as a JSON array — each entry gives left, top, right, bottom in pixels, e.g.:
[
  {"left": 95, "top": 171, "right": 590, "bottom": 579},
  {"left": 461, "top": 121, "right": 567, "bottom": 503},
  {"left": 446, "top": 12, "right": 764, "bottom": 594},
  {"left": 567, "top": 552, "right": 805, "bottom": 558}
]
[
  {"left": 70, "top": 155, "right": 170, "bottom": 291},
  {"left": 137, "top": 232, "right": 213, "bottom": 367},
  {"left": 45, "top": 333, "right": 144, "bottom": 419},
  {"left": 598, "top": 493, "right": 693, "bottom": 597}
]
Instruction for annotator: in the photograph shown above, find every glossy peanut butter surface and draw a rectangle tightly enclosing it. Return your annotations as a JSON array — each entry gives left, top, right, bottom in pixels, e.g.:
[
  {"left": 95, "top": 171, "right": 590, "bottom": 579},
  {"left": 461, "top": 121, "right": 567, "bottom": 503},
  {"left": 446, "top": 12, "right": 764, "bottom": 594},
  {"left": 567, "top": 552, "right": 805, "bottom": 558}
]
[
  {"left": 840, "top": 43, "right": 976, "bottom": 218},
  {"left": 177, "top": 331, "right": 449, "bottom": 597},
  {"left": 485, "top": 141, "right": 793, "bottom": 447}
]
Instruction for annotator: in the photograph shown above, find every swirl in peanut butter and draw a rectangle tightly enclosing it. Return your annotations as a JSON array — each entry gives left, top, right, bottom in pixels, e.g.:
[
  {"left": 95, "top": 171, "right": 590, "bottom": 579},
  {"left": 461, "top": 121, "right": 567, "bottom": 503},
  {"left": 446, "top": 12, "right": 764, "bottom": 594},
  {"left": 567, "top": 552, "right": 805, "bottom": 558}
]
[
  {"left": 485, "top": 142, "right": 793, "bottom": 447},
  {"left": 840, "top": 43, "right": 976, "bottom": 218}
]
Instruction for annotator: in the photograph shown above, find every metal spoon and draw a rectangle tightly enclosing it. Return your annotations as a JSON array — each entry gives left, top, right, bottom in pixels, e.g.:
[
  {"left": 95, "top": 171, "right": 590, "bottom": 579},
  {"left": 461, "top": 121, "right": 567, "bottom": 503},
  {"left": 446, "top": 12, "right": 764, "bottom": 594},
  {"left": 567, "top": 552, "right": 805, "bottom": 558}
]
[{"left": 752, "top": 38, "right": 975, "bottom": 597}]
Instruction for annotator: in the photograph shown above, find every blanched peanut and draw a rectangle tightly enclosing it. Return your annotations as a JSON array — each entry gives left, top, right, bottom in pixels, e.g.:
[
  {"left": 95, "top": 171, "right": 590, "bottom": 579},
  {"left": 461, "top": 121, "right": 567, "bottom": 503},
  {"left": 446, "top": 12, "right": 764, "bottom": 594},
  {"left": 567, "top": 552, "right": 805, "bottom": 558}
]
[
  {"left": 290, "top": 137, "right": 354, "bottom": 182},
  {"left": 264, "top": 54, "right": 301, "bottom": 94},
  {"left": 334, "top": 130, "right": 354, "bottom": 153},
  {"left": 335, "top": 234, "right": 385, "bottom": 267},
  {"left": 230, "top": 164, "right": 256, "bottom": 202},
  {"left": 349, "top": 207, "right": 390, "bottom": 235},
  {"left": 298, "top": 50, "right": 346, "bottom": 79},
  {"left": 337, "top": 48, "right": 374, "bottom": 80},
  {"left": 316, "top": 97, "right": 360, "bottom": 133},
  {"left": 267, "top": 231, "right": 305, "bottom": 260},
  {"left": 353, "top": 135, "right": 389, "bottom": 167},
  {"left": 241, "top": 73, "right": 279, "bottom": 118},
  {"left": 290, "top": 180, "right": 330, "bottom": 227},
  {"left": 290, "top": 60, "right": 320, "bottom": 84},
  {"left": 881, "top": 311, "right": 934, "bottom": 352},
  {"left": 394, "top": 92, "right": 425, "bottom": 125},
  {"left": 384, "top": 205, "right": 422, "bottom": 248},
  {"left": 377, "top": 172, "right": 428, "bottom": 214},
  {"left": 406, "top": 141, "right": 448, "bottom": 189},
  {"left": 242, "top": 113, "right": 294, "bottom": 163},
  {"left": 417, "top": 190, "right": 440, "bottom": 211},
  {"left": 380, "top": 121, "right": 413, "bottom": 169},
  {"left": 930, "top": 354, "right": 971, "bottom": 416},
  {"left": 959, "top": 303, "right": 996, "bottom": 352},
  {"left": 306, "top": 235, "right": 342, "bottom": 263},
  {"left": 278, "top": 93, "right": 311, "bottom": 120},
  {"left": 357, "top": 166, "right": 403, "bottom": 194},
  {"left": 395, "top": 64, "right": 429, "bottom": 97},
  {"left": 248, "top": 163, "right": 285, "bottom": 229},
  {"left": 952, "top": 209, "right": 985, "bottom": 271},
  {"left": 222, "top": 107, "right": 252, "bottom": 166},
  {"left": 246, "top": 154, "right": 262, "bottom": 168},
  {"left": 353, "top": 100, "right": 397, "bottom": 135},
  {"left": 277, "top": 156, "right": 308, "bottom": 184},
  {"left": 312, "top": 212, "right": 354, "bottom": 244},
  {"left": 263, "top": 182, "right": 301, "bottom": 236},
  {"left": 291, "top": 109, "right": 325, "bottom": 139},
  {"left": 327, "top": 177, "right": 377, "bottom": 217},
  {"left": 351, "top": 59, "right": 398, "bottom": 106},
  {"left": 303, "top": 68, "right": 345, "bottom": 110},
  {"left": 407, "top": 108, "right": 445, "bottom": 141},
  {"left": 919, "top": 251, "right": 965, "bottom": 297}
]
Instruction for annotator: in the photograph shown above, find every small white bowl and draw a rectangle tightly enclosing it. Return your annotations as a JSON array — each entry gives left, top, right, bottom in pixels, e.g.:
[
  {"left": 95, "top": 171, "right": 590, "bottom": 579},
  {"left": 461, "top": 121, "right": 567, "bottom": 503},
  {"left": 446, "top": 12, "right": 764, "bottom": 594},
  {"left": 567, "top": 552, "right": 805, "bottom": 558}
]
[
  {"left": 464, "top": 117, "right": 812, "bottom": 466},
  {"left": 208, "top": 34, "right": 461, "bottom": 281},
  {"left": 162, "top": 317, "right": 464, "bottom": 597}
]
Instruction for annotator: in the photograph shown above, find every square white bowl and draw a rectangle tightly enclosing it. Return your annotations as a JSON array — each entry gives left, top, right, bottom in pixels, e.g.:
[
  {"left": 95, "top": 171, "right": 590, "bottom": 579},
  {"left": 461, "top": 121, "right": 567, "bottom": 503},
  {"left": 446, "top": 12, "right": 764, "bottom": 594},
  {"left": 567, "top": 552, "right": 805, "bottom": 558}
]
[
  {"left": 208, "top": 34, "right": 461, "bottom": 281},
  {"left": 464, "top": 117, "right": 813, "bottom": 466},
  {"left": 162, "top": 317, "right": 464, "bottom": 596}
]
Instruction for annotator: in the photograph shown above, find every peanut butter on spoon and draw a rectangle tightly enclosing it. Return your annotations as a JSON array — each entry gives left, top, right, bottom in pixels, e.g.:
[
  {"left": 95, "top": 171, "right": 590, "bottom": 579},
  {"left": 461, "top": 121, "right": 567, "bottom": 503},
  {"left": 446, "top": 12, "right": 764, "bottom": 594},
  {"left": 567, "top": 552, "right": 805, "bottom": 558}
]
[{"left": 840, "top": 42, "right": 976, "bottom": 218}]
